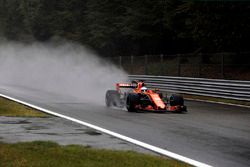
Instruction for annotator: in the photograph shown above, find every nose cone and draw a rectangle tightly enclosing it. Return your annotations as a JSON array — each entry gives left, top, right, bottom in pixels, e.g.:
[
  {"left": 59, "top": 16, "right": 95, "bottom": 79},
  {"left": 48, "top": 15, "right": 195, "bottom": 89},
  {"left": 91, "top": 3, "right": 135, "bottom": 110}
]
[{"left": 150, "top": 94, "right": 166, "bottom": 109}]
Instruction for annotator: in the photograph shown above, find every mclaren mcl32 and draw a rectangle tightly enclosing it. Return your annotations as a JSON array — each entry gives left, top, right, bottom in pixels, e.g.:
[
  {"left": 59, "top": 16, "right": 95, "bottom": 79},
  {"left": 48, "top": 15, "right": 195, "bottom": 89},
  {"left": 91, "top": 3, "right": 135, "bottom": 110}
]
[{"left": 105, "top": 80, "right": 187, "bottom": 113}]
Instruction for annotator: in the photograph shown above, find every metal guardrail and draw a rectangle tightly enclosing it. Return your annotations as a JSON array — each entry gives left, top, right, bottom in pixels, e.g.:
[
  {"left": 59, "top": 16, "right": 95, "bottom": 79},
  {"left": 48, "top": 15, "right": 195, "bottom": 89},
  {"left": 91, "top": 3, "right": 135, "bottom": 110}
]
[{"left": 128, "top": 75, "right": 250, "bottom": 101}]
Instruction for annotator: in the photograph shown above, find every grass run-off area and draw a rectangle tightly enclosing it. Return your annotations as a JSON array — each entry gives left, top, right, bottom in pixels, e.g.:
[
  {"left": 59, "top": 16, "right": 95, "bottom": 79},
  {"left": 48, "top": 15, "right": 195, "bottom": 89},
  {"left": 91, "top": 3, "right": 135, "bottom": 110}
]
[
  {"left": 0, "top": 141, "right": 190, "bottom": 167},
  {"left": 0, "top": 97, "right": 47, "bottom": 117},
  {"left": 0, "top": 97, "right": 189, "bottom": 167}
]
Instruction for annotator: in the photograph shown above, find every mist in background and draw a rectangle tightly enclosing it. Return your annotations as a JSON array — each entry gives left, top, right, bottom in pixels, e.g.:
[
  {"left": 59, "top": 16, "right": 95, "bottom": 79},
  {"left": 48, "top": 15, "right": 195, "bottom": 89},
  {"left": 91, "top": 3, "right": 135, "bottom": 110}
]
[{"left": 0, "top": 40, "right": 128, "bottom": 105}]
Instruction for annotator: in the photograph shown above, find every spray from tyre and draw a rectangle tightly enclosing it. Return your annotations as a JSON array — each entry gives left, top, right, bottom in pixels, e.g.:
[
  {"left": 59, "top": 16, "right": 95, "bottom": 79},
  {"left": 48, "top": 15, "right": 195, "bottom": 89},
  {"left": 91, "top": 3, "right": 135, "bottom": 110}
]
[{"left": 0, "top": 40, "right": 128, "bottom": 105}]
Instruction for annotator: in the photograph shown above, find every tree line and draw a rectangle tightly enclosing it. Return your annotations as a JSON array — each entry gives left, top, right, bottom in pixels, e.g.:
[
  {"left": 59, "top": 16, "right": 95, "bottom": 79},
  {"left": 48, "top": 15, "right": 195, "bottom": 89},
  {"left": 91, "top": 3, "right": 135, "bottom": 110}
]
[{"left": 0, "top": 0, "right": 249, "bottom": 57}]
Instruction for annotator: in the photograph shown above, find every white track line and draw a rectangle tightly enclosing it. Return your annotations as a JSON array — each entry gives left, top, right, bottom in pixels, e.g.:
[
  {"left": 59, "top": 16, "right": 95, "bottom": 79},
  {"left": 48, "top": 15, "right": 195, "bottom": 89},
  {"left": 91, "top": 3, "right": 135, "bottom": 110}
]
[{"left": 0, "top": 93, "right": 212, "bottom": 167}]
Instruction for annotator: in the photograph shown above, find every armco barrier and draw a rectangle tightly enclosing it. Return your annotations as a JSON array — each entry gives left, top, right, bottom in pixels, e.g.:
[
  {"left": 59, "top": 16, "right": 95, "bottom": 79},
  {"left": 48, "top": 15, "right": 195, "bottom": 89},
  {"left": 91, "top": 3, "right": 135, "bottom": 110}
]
[{"left": 128, "top": 75, "right": 250, "bottom": 101}]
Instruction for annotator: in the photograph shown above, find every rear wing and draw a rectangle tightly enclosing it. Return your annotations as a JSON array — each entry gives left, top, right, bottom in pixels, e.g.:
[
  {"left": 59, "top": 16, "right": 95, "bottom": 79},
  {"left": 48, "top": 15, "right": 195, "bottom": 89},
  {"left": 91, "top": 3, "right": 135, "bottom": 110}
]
[{"left": 116, "top": 83, "right": 136, "bottom": 92}]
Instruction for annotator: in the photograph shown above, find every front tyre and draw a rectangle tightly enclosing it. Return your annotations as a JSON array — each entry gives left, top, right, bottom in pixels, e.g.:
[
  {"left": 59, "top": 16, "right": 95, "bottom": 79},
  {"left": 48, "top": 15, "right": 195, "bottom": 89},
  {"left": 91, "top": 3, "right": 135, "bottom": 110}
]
[{"left": 169, "top": 94, "right": 184, "bottom": 106}]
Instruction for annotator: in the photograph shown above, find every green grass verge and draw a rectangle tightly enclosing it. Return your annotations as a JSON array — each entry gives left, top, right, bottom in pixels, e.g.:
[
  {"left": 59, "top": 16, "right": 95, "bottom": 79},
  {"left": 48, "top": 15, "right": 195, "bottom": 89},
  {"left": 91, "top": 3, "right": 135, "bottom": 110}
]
[
  {"left": 0, "top": 97, "right": 48, "bottom": 117},
  {"left": 184, "top": 94, "right": 250, "bottom": 106},
  {"left": 0, "top": 141, "right": 190, "bottom": 167}
]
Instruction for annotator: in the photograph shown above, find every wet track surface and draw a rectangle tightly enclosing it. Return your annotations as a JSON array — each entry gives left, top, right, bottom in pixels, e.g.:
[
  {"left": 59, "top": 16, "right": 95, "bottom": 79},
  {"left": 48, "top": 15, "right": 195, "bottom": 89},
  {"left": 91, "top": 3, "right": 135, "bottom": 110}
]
[
  {"left": 0, "top": 84, "right": 250, "bottom": 167},
  {"left": 0, "top": 116, "right": 153, "bottom": 154}
]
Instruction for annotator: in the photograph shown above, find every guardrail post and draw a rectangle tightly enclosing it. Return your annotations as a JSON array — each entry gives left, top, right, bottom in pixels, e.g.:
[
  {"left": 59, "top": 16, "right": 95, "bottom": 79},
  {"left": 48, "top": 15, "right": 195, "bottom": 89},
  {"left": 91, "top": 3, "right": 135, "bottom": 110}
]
[
  {"left": 160, "top": 54, "right": 164, "bottom": 76},
  {"left": 178, "top": 54, "right": 181, "bottom": 76},
  {"left": 221, "top": 54, "right": 224, "bottom": 79},
  {"left": 131, "top": 55, "right": 134, "bottom": 74},
  {"left": 198, "top": 53, "right": 201, "bottom": 78},
  {"left": 145, "top": 55, "right": 148, "bottom": 75}
]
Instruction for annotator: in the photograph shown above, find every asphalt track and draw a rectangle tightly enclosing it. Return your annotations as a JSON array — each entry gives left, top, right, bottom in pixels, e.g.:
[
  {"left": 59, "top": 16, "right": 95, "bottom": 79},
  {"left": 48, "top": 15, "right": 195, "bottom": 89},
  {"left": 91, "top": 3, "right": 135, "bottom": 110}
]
[{"left": 0, "top": 84, "right": 249, "bottom": 167}]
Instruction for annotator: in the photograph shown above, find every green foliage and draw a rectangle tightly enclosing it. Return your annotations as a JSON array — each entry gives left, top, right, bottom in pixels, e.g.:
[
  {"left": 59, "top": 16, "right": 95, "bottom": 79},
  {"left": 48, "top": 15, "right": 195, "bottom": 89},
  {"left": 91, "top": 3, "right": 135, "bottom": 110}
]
[
  {"left": 1, "top": 0, "right": 25, "bottom": 40},
  {"left": 84, "top": 0, "right": 128, "bottom": 55},
  {"left": 177, "top": 1, "right": 250, "bottom": 53},
  {"left": 53, "top": 0, "right": 87, "bottom": 41},
  {"left": 0, "top": 0, "right": 249, "bottom": 55}
]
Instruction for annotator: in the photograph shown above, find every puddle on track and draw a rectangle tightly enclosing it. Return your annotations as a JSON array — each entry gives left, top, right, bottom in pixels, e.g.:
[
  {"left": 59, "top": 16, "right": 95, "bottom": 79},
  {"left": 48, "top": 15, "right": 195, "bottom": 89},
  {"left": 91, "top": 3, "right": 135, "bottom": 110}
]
[
  {"left": 0, "top": 120, "right": 31, "bottom": 124},
  {"left": 0, "top": 116, "right": 155, "bottom": 155}
]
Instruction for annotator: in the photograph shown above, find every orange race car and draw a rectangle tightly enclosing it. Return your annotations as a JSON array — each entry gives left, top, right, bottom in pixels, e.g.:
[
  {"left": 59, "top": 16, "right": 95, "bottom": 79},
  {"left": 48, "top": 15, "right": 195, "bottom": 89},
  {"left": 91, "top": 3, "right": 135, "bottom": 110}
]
[{"left": 105, "top": 80, "right": 187, "bottom": 113}]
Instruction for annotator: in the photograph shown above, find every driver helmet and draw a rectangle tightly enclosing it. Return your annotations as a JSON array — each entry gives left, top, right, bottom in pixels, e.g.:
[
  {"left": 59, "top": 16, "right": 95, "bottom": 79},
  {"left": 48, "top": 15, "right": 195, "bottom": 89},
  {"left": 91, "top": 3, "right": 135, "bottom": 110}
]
[{"left": 141, "top": 86, "right": 148, "bottom": 93}]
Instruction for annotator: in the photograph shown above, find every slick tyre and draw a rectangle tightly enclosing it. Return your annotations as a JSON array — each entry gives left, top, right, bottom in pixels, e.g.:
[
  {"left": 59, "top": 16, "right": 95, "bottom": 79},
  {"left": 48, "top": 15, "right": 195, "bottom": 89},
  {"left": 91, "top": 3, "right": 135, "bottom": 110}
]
[
  {"left": 169, "top": 94, "right": 184, "bottom": 106},
  {"left": 105, "top": 90, "right": 120, "bottom": 107}
]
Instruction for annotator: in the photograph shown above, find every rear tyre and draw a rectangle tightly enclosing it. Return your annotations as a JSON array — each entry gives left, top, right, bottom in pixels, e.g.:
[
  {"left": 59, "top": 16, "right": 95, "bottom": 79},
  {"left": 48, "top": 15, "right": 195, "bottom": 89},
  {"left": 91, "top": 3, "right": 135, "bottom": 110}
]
[
  {"left": 105, "top": 90, "right": 120, "bottom": 107},
  {"left": 169, "top": 94, "right": 184, "bottom": 106},
  {"left": 126, "top": 93, "right": 140, "bottom": 112}
]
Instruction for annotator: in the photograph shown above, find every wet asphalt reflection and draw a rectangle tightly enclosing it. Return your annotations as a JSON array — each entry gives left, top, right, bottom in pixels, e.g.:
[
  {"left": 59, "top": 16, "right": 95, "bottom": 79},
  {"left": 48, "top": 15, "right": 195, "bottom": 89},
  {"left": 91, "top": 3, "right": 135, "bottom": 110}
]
[{"left": 0, "top": 116, "right": 154, "bottom": 155}]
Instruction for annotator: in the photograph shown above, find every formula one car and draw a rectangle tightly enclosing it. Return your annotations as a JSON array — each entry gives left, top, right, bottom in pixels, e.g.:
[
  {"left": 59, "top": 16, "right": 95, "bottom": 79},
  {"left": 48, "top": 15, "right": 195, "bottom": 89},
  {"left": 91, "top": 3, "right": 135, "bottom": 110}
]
[{"left": 105, "top": 80, "right": 187, "bottom": 113}]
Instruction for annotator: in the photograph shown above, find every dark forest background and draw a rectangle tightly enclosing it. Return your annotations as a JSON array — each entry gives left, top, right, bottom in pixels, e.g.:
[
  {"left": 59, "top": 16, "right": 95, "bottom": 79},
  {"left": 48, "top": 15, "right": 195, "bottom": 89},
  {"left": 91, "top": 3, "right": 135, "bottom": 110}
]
[{"left": 0, "top": 0, "right": 249, "bottom": 57}]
